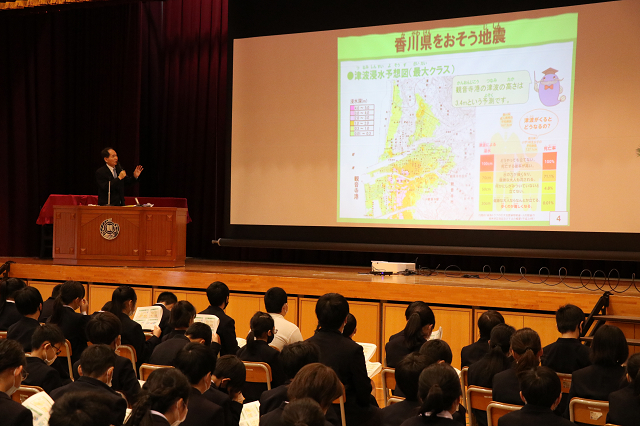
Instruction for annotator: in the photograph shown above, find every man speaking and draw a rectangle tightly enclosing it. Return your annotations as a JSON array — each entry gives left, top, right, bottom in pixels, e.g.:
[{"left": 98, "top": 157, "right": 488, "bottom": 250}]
[{"left": 96, "top": 147, "right": 143, "bottom": 206}]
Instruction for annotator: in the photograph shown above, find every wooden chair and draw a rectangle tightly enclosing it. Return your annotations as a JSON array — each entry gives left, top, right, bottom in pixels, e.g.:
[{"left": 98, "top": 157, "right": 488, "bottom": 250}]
[
  {"left": 460, "top": 366, "right": 469, "bottom": 410},
  {"left": 332, "top": 385, "right": 347, "bottom": 426},
  {"left": 11, "top": 385, "right": 44, "bottom": 403},
  {"left": 486, "top": 401, "right": 521, "bottom": 426},
  {"left": 139, "top": 363, "right": 173, "bottom": 381},
  {"left": 381, "top": 368, "right": 396, "bottom": 407},
  {"left": 569, "top": 398, "right": 609, "bottom": 425},
  {"left": 388, "top": 397, "right": 405, "bottom": 405},
  {"left": 243, "top": 361, "right": 272, "bottom": 390},
  {"left": 58, "top": 339, "right": 74, "bottom": 380},
  {"left": 466, "top": 386, "right": 493, "bottom": 426},
  {"left": 116, "top": 344, "right": 137, "bottom": 377},
  {"left": 0, "top": 331, "right": 7, "bottom": 340},
  {"left": 557, "top": 372, "right": 572, "bottom": 394}
]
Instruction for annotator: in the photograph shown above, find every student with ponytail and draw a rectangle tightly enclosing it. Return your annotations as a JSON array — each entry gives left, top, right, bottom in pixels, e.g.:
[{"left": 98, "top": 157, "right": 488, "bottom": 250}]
[
  {"left": 237, "top": 311, "right": 284, "bottom": 402},
  {"left": 385, "top": 301, "right": 436, "bottom": 368},
  {"left": 109, "top": 285, "right": 161, "bottom": 367},
  {"left": 0, "top": 277, "right": 27, "bottom": 331},
  {"left": 607, "top": 352, "right": 640, "bottom": 426},
  {"left": 492, "top": 327, "right": 541, "bottom": 406},
  {"left": 399, "top": 363, "right": 463, "bottom": 426},
  {"left": 47, "top": 280, "right": 90, "bottom": 363},
  {"left": 124, "top": 367, "right": 191, "bottom": 426}
]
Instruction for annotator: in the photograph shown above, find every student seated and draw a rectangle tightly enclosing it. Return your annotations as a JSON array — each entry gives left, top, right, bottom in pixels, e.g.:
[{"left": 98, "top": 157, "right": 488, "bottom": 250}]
[
  {"left": 124, "top": 368, "right": 191, "bottom": 426},
  {"left": 564, "top": 324, "right": 628, "bottom": 419},
  {"left": 497, "top": 366, "right": 573, "bottom": 426},
  {"left": 265, "top": 287, "right": 303, "bottom": 351},
  {"left": 72, "top": 311, "right": 141, "bottom": 405},
  {"left": 542, "top": 304, "right": 590, "bottom": 373},
  {"left": 259, "top": 363, "right": 344, "bottom": 426},
  {"left": 108, "top": 285, "right": 161, "bottom": 367},
  {"left": 38, "top": 283, "right": 61, "bottom": 323},
  {"left": 154, "top": 291, "right": 178, "bottom": 338},
  {"left": 0, "top": 278, "right": 27, "bottom": 331},
  {"left": 23, "top": 324, "right": 70, "bottom": 394},
  {"left": 492, "top": 328, "right": 541, "bottom": 406},
  {"left": 466, "top": 324, "right": 515, "bottom": 426},
  {"left": 161, "top": 300, "right": 196, "bottom": 342},
  {"left": 50, "top": 391, "right": 125, "bottom": 426},
  {"left": 306, "top": 293, "right": 380, "bottom": 426},
  {"left": 461, "top": 310, "right": 504, "bottom": 368},
  {"left": 385, "top": 301, "right": 435, "bottom": 368},
  {"left": 342, "top": 313, "right": 357, "bottom": 339},
  {"left": 204, "top": 355, "right": 246, "bottom": 426},
  {"left": 199, "top": 281, "right": 240, "bottom": 356},
  {"left": 260, "top": 341, "right": 320, "bottom": 416},
  {"left": 607, "top": 352, "right": 640, "bottom": 426},
  {"left": 399, "top": 363, "right": 463, "bottom": 426},
  {"left": 47, "top": 280, "right": 90, "bottom": 363},
  {"left": 7, "top": 286, "right": 44, "bottom": 352},
  {"left": 282, "top": 398, "right": 327, "bottom": 426},
  {"left": 0, "top": 339, "right": 32, "bottom": 426},
  {"left": 381, "top": 352, "right": 430, "bottom": 426},
  {"left": 174, "top": 343, "right": 225, "bottom": 426},
  {"left": 50, "top": 344, "right": 128, "bottom": 426},
  {"left": 237, "top": 311, "right": 285, "bottom": 402},
  {"left": 150, "top": 321, "right": 215, "bottom": 366}
]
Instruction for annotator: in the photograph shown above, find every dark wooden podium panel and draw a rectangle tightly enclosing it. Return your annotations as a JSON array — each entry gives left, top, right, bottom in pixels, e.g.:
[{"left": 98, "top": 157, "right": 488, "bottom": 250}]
[{"left": 53, "top": 206, "right": 187, "bottom": 267}]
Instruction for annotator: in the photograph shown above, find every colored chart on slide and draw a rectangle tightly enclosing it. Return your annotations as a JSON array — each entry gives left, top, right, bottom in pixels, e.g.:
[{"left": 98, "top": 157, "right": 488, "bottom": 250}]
[{"left": 337, "top": 13, "right": 576, "bottom": 226}]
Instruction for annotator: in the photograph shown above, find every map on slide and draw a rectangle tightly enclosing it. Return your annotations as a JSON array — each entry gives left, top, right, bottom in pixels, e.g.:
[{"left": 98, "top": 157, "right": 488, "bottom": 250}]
[{"left": 337, "top": 13, "right": 577, "bottom": 226}]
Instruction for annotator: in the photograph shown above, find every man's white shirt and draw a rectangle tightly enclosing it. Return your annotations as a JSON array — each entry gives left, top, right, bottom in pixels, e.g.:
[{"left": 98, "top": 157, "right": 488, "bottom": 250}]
[{"left": 269, "top": 313, "right": 303, "bottom": 351}]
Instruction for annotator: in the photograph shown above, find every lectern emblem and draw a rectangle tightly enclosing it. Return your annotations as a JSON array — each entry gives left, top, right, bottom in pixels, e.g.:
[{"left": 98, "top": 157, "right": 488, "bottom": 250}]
[{"left": 100, "top": 218, "right": 120, "bottom": 240}]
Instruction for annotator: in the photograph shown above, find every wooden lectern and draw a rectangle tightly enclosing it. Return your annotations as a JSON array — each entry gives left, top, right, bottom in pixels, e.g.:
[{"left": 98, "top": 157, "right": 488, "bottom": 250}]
[{"left": 53, "top": 206, "right": 187, "bottom": 267}]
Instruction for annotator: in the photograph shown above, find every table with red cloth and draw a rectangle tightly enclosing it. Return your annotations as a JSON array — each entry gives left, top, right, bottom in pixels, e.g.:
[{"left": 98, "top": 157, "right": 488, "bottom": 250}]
[{"left": 36, "top": 194, "right": 192, "bottom": 225}]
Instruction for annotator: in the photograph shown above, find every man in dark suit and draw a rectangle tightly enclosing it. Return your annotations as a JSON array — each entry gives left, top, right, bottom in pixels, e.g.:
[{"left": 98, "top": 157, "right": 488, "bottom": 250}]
[
  {"left": 199, "top": 281, "right": 240, "bottom": 356},
  {"left": 461, "top": 310, "right": 504, "bottom": 368},
  {"left": 50, "top": 344, "right": 128, "bottom": 426},
  {"left": 305, "top": 293, "right": 380, "bottom": 426},
  {"left": 95, "top": 147, "right": 143, "bottom": 206},
  {"left": 174, "top": 343, "right": 225, "bottom": 426}
]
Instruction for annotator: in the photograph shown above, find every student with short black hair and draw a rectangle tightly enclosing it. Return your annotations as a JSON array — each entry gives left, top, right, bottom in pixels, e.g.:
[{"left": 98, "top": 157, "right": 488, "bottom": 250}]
[
  {"left": 49, "top": 391, "right": 123, "bottom": 426},
  {"left": 542, "top": 304, "right": 590, "bottom": 373},
  {"left": 381, "top": 353, "right": 431, "bottom": 426},
  {"left": 492, "top": 328, "right": 542, "bottom": 406},
  {"left": 150, "top": 321, "right": 219, "bottom": 366},
  {"left": 385, "top": 301, "right": 436, "bottom": 368},
  {"left": 564, "top": 324, "right": 628, "bottom": 419},
  {"left": 399, "top": 363, "right": 463, "bottom": 426},
  {"left": 607, "top": 352, "right": 640, "bottom": 426},
  {"left": 50, "top": 344, "right": 128, "bottom": 426},
  {"left": 108, "top": 285, "right": 161, "bottom": 367},
  {"left": 419, "top": 339, "right": 453, "bottom": 365},
  {"left": 47, "top": 280, "right": 90, "bottom": 363},
  {"left": 72, "top": 311, "right": 141, "bottom": 405},
  {"left": 39, "top": 283, "right": 61, "bottom": 323},
  {"left": 238, "top": 311, "right": 285, "bottom": 402},
  {"left": 461, "top": 310, "right": 504, "bottom": 368},
  {"left": 200, "top": 281, "right": 240, "bottom": 356},
  {"left": 260, "top": 341, "right": 321, "bottom": 416},
  {"left": 282, "top": 398, "right": 327, "bottom": 426},
  {"left": 497, "top": 366, "right": 572, "bottom": 426},
  {"left": 0, "top": 339, "right": 32, "bottom": 426},
  {"left": 0, "top": 277, "right": 27, "bottom": 331},
  {"left": 205, "top": 355, "right": 246, "bottom": 426},
  {"left": 306, "top": 293, "right": 380, "bottom": 426},
  {"left": 23, "top": 324, "right": 69, "bottom": 394},
  {"left": 154, "top": 291, "right": 178, "bottom": 337},
  {"left": 174, "top": 343, "right": 225, "bottom": 426},
  {"left": 7, "top": 286, "right": 44, "bottom": 351},
  {"left": 265, "top": 287, "right": 303, "bottom": 351}
]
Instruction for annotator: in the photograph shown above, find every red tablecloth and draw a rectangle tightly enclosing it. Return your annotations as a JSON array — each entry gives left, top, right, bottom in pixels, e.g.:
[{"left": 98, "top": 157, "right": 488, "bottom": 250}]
[{"left": 36, "top": 194, "right": 192, "bottom": 225}]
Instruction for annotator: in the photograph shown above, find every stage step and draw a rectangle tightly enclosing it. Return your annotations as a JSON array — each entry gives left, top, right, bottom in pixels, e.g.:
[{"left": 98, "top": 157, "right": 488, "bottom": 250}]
[
  {"left": 592, "top": 314, "right": 640, "bottom": 324},
  {"left": 581, "top": 336, "right": 640, "bottom": 346}
]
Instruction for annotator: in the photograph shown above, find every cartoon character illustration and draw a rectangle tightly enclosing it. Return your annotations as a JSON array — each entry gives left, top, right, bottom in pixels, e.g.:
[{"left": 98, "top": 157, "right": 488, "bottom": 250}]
[{"left": 534, "top": 67, "right": 566, "bottom": 107}]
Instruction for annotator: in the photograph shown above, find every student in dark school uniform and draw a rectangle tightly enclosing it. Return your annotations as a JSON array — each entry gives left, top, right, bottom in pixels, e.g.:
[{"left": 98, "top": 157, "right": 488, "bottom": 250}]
[
  {"left": 607, "top": 352, "right": 640, "bottom": 426},
  {"left": 23, "top": 324, "right": 70, "bottom": 394},
  {"left": 7, "top": 286, "right": 44, "bottom": 351},
  {"left": 461, "top": 310, "right": 504, "bottom": 368},
  {"left": 385, "top": 301, "right": 435, "bottom": 368},
  {"left": 0, "top": 278, "right": 27, "bottom": 331},
  {"left": 47, "top": 280, "right": 90, "bottom": 363},
  {"left": 0, "top": 339, "right": 33, "bottom": 426}
]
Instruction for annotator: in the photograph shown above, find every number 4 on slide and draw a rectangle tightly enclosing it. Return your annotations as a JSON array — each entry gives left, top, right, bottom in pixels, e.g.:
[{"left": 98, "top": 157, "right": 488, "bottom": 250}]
[{"left": 549, "top": 211, "right": 568, "bottom": 226}]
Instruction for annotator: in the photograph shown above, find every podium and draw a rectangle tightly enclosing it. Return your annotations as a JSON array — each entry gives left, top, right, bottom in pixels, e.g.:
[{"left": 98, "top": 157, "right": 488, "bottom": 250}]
[{"left": 53, "top": 206, "right": 187, "bottom": 267}]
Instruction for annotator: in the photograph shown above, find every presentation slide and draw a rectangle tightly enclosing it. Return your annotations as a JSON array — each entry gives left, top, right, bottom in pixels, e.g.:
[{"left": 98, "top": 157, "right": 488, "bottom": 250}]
[
  {"left": 230, "top": 0, "right": 640, "bottom": 237},
  {"left": 338, "top": 14, "right": 575, "bottom": 226}
]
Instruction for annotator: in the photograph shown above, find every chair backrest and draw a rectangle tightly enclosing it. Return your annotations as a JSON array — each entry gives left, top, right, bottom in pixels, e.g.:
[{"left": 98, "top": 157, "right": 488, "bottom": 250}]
[
  {"left": 243, "top": 361, "right": 272, "bottom": 390},
  {"left": 332, "top": 384, "right": 347, "bottom": 426},
  {"left": 388, "top": 397, "right": 405, "bottom": 406},
  {"left": 460, "top": 366, "right": 469, "bottom": 410},
  {"left": 569, "top": 398, "right": 609, "bottom": 425},
  {"left": 0, "top": 331, "right": 7, "bottom": 340},
  {"left": 557, "top": 372, "right": 572, "bottom": 394},
  {"left": 11, "top": 385, "right": 44, "bottom": 403},
  {"left": 139, "top": 363, "right": 173, "bottom": 381},
  {"left": 381, "top": 368, "right": 396, "bottom": 407},
  {"left": 466, "top": 386, "right": 493, "bottom": 426},
  {"left": 116, "top": 344, "right": 138, "bottom": 377},
  {"left": 58, "top": 339, "right": 74, "bottom": 380},
  {"left": 486, "top": 401, "right": 521, "bottom": 426}
]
